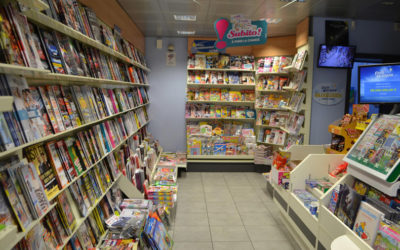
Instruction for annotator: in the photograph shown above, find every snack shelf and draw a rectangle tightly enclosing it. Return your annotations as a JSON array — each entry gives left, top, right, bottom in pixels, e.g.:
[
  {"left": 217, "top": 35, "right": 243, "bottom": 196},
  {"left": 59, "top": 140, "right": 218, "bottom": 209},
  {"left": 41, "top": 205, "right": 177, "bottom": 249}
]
[
  {"left": 186, "top": 100, "right": 254, "bottom": 106},
  {"left": 185, "top": 117, "right": 254, "bottom": 122},
  {"left": 18, "top": 0, "right": 49, "bottom": 11},
  {"left": 58, "top": 174, "right": 122, "bottom": 250},
  {"left": 27, "top": 73, "right": 149, "bottom": 88},
  {"left": 0, "top": 103, "right": 150, "bottom": 160},
  {"left": 187, "top": 68, "right": 255, "bottom": 72},
  {"left": 325, "top": 147, "right": 345, "bottom": 154},
  {"left": 22, "top": 10, "right": 150, "bottom": 72},
  {"left": 3, "top": 203, "right": 57, "bottom": 250},
  {"left": 0, "top": 63, "right": 50, "bottom": 77},
  {"left": 0, "top": 96, "right": 14, "bottom": 112},
  {"left": 149, "top": 148, "right": 164, "bottom": 185},
  {"left": 187, "top": 83, "right": 255, "bottom": 90}
]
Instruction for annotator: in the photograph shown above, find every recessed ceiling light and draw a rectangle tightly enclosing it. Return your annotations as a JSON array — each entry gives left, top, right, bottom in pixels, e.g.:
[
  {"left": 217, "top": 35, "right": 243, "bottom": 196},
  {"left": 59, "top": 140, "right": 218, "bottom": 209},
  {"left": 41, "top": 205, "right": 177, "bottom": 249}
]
[
  {"left": 381, "top": 1, "right": 395, "bottom": 6},
  {"left": 177, "top": 30, "right": 196, "bottom": 35},
  {"left": 261, "top": 18, "right": 282, "bottom": 24},
  {"left": 174, "top": 15, "right": 197, "bottom": 21}
]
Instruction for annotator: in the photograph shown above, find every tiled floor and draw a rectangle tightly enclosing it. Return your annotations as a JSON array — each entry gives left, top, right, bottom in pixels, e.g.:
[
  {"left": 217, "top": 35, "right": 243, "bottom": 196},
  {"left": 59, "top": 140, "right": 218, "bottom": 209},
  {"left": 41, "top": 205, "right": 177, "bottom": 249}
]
[{"left": 170, "top": 172, "right": 298, "bottom": 250}]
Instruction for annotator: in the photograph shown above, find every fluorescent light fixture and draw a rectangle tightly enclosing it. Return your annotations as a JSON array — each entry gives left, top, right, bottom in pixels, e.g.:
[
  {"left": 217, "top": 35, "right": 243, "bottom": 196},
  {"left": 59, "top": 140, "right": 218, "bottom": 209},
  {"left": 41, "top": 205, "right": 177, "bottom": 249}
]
[
  {"left": 177, "top": 30, "right": 196, "bottom": 35},
  {"left": 261, "top": 18, "right": 282, "bottom": 24},
  {"left": 174, "top": 15, "right": 196, "bottom": 21}
]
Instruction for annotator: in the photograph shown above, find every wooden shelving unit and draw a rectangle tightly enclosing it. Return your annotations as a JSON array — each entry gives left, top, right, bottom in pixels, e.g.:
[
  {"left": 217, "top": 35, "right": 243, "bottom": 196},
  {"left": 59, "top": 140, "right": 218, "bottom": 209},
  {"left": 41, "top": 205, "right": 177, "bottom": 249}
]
[
  {"left": 22, "top": 10, "right": 150, "bottom": 72},
  {"left": 0, "top": 3, "right": 152, "bottom": 246}
]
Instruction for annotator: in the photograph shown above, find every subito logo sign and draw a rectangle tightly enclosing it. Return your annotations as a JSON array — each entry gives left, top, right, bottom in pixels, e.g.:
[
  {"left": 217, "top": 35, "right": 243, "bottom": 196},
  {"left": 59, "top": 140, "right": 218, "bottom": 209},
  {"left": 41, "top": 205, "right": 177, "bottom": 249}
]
[{"left": 214, "top": 17, "right": 267, "bottom": 50}]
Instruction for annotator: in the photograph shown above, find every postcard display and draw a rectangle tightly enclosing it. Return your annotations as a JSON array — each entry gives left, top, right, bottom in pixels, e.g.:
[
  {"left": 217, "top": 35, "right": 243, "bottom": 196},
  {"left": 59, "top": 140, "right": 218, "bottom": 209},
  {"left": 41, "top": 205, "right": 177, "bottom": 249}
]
[
  {"left": 255, "top": 40, "right": 313, "bottom": 162},
  {"left": 0, "top": 1, "right": 155, "bottom": 249},
  {"left": 186, "top": 54, "right": 258, "bottom": 161}
]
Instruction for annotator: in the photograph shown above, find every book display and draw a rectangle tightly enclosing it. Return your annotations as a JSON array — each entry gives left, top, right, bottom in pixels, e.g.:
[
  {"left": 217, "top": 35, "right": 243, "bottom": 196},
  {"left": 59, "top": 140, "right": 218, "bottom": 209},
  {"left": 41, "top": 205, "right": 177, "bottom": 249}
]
[
  {"left": 186, "top": 54, "right": 257, "bottom": 162},
  {"left": 0, "top": 1, "right": 162, "bottom": 249},
  {"left": 255, "top": 40, "right": 313, "bottom": 164}
]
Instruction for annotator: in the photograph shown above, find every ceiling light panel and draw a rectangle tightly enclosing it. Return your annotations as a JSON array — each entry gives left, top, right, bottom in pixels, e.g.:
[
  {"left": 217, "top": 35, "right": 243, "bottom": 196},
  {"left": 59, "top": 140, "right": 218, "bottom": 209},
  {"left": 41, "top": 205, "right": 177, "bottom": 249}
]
[
  {"left": 174, "top": 15, "right": 197, "bottom": 21},
  {"left": 177, "top": 30, "right": 196, "bottom": 35}
]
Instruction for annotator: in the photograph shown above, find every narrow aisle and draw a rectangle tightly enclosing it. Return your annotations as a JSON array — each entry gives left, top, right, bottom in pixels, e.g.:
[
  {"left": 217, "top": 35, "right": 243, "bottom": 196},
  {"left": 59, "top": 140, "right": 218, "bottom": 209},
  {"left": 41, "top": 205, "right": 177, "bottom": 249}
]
[{"left": 170, "top": 172, "right": 297, "bottom": 250}]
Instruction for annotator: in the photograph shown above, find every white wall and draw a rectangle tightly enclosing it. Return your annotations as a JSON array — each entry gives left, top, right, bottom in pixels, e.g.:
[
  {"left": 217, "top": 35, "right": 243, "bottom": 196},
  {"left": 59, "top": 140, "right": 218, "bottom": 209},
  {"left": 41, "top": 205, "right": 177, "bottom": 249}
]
[
  {"left": 145, "top": 37, "right": 188, "bottom": 152},
  {"left": 310, "top": 17, "right": 400, "bottom": 145}
]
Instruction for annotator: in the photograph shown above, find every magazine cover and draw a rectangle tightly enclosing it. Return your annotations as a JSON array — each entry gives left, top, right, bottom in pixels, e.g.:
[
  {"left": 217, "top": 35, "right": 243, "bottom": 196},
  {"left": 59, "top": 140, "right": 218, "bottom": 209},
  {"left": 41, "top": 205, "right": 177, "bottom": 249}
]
[
  {"left": 30, "top": 87, "right": 54, "bottom": 136},
  {"left": 38, "top": 86, "right": 61, "bottom": 133},
  {"left": 39, "top": 29, "right": 66, "bottom": 74},
  {"left": 336, "top": 183, "right": 363, "bottom": 229},
  {"left": 373, "top": 221, "right": 400, "bottom": 249},
  {"left": 24, "top": 144, "right": 60, "bottom": 200}
]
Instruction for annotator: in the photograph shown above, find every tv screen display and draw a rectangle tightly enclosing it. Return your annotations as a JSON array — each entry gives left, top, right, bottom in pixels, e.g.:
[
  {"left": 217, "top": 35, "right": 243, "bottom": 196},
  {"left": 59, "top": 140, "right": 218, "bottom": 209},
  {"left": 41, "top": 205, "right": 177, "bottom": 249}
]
[
  {"left": 317, "top": 45, "right": 355, "bottom": 68},
  {"left": 359, "top": 63, "right": 400, "bottom": 104}
]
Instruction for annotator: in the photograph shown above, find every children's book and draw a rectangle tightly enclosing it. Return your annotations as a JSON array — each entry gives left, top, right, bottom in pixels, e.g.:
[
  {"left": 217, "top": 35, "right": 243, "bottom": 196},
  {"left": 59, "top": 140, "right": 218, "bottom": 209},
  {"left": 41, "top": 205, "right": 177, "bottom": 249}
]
[
  {"left": 373, "top": 221, "right": 400, "bottom": 249},
  {"left": 353, "top": 201, "right": 384, "bottom": 246}
]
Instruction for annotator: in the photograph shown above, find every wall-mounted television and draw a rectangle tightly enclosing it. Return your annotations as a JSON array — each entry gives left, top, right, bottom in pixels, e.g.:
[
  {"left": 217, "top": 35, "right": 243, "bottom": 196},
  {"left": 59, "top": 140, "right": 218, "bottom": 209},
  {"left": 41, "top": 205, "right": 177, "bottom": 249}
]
[
  {"left": 317, "top": 45, "right": 356, "bottom": 68},
  {"left": 358, "top": 63, "right": 400, "bottom": 104}
]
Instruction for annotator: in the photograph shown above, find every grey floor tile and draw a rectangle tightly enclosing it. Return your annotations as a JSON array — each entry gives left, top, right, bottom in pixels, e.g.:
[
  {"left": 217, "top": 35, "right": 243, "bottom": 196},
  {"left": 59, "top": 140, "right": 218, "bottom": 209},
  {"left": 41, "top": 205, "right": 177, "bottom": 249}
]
[
  {"left": 203, "top": 179, "right": 228, "bottom": 186},
  {"left": 239, "top": 212, "right": 277, "bottom": 226},
  {"left": 232, "top": 193, "right": 262, "bottom": 202},
  {"left": 173, "top": 242, "right": 213, "bottom": 250},
  {"left": 213, "top": 241, "right": 254, "bottom": 250},
  {"left": 179, "top": 192, "right": 205, "bottom": 203},
  {"left": 225, "top": 178, "right": 252, "bottom": 187},
  {"left": 206, "top": 201, "right": 237, "bottom": 213},
  {"left": 175, "top": 212, "right": 209, "bottom": 226},
  {"left": 252, "top": 240, "right": 294, "bottom": 250},
  {"left": 205, "top": 192, "right": 234, "bottom": 203},
  {"left": 177, "top": 201, "right": 207, "bottom": 213},
  {"left": 210, "top": 226, "right": 250, "bottom": 242},
  {"left": 204, "top": 185, "right": 230, "bottom": 193},
  {"left": 208, "top": 212, "right": 243, "bottom": 226},
  {"left": 174, "top": 226, "right": 211, "bottom": 242},
  {"left": 202, "top": 172, "right": 226, "bottom": 178},
  {"left": 235, "top": 201, "right": 268, "bottom": 213},
  {"left": 245, "top": 225, "right": 288, "bottom": 241}
]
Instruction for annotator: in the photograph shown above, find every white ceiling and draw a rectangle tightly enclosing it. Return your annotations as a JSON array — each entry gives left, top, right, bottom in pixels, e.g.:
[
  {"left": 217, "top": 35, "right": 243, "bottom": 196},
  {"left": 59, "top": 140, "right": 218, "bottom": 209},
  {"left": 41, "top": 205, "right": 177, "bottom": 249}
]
[{"left": 117, "top": 0, "right": 400, "bottom": 37}]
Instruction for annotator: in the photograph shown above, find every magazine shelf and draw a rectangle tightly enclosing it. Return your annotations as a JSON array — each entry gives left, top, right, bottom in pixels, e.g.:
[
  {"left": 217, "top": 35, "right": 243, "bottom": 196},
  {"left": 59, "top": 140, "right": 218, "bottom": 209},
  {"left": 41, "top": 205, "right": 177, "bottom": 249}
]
[
  {"left": 257, "top": 89, "right": 288, "bottom": 93},
  {"left": 255, "top": 124, "right": 280, "bottom": 129},
  {"left": 187, "top": 68, "right": 255, "bottom": 72},
  {"left": 186, "top": 100, "right": 254, "bottom": 106},
  {"left": 27, "top": 73, "right": 149, "bottom": 88},
  {"left": 96, "top": 229, "right": 109, "bottom": 248},
  {"left": 257, "top": 141, "right": 285, "bottom": 146},
  {"left": 149, "top": 148, "right": 163, "bottom": 185},
  {"left": 22, "top": 10, "right": 150, "bottom": 72},
  {"left": 0, "top": 63, "right": 50, "bottom": 77},
  {"left": 0, "top": 105, "right": 150, "bottom": 160},
  {"left": 185, "top": 117, "right": 254, "bottom": 122},
  {"left": 58, "top": 174, "right": 122, "bottom": 250},
  {"left": 0, "top": 96, "right": 14, "bottom": 113},
  {"left": 187, "top": 83, "right": 255, "bottom": 90},
  {"left": 2, "top": 203, "right": 57, "bottom": 250},
  {"left": 187, "top": 155, "right": 254, "bottom": 163},
  {"left": 18, "top": 0, "right": 49, "bottom": 11},
  {"left": 47, "top": 119, "right": 150, "bottom": 201},
  {"left": 256, "top": 72, "right": 289, "bottom": 76},
  {"left": 319, "top": 174, "right": 372, "bottom": 250}
]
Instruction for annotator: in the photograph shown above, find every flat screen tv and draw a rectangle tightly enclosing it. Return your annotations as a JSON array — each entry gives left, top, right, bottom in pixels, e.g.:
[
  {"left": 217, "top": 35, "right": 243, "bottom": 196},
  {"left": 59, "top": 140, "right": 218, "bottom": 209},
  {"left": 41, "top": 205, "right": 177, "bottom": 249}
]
[
  {"left": 358, "top": 63, "right": 400, "bottom": 104},
  {"left": 317, "top": 45, "right": 356, "bottom": 68}
]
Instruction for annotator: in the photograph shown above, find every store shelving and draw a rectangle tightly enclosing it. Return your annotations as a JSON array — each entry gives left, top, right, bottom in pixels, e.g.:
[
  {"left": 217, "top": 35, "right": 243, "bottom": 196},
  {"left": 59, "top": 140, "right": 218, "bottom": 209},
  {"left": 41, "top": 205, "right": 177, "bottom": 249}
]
[
  {"left": 186, "top": 100, "right": 254, "bottom": 106},
  {"left": 27, "top": 73, "right": 149, "bottom": 88},
  {"left": 255, "top": 38, "right": 314, "bottom": 152},
  {"left": 187, "top": 154, "right": 254, "bottom": 163},
  {"left": 185, "top": 117, "right": 255, "bottom": 122},
  {"left": 0, "top": 63, "right": 50, "bottom": 77},
  {"left": 187, "top": 68, "right": 255, "bottom": 72},
  {"left": 18, "top": 0, "right": 49, "bottom": 11},
  {"left": 1, "top": 203, "right": 57, "bottom": 250},
  {"left": 0, "top": 96, "right": 14, "bottom": 113},
  {"left": 0, "top": 104, "right": 150, "bottom": 160},
  {"left": 58, "top": 174, "right": 122, "bottom": 250},
  {"left": 149, "top": 148, "right": 163, "bottom": 185},
  {"left": 187, "top": 83, "right": 255, "bottom": 90},
  {"left": 22, "top": 10, "right": 150, "bottom": 72},
  {"left": 257, "top": 141, "right": 285, "bottom": 146}
]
